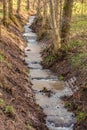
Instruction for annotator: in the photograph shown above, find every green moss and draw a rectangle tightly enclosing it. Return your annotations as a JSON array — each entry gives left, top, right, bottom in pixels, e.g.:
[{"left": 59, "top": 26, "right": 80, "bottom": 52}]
[
  {"left": 77, "top": 111, "right": 87, "bottom": 123},
  {"left": 59, "top": 75, "right": 64, "bottom": 81},
  {"left": 5, "top": 105, "right": 15, "bottom": 115}
]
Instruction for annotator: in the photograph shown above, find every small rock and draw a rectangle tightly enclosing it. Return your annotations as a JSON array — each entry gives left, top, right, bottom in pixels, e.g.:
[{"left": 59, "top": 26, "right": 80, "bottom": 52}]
[
  {"left": 40, "top": 87, "right": 53, "bottom": 97},
  {"left": 26, "top": 49, "right": 31, "bottom": 51}
]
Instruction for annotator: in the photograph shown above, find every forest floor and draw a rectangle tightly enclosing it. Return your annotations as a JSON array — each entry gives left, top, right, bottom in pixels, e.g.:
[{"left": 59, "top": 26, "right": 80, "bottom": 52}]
[
  {"left": 31, "top": 16, "right": 87, "bottom": 130},
  {"left": 0, "top": 15, "right": 48, "bottom": 130}
]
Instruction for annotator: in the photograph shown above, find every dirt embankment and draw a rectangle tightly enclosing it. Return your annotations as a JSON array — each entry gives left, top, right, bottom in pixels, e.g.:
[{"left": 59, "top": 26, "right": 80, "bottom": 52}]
[
  {"left": 0, "top": 18, "right": 48, "bottom": 130},
  {"left": 31, "top": 17, "right": 87, "bottom": 130}
]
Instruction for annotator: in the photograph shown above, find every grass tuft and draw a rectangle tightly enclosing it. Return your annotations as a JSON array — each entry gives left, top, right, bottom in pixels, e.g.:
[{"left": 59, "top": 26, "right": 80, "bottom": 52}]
[
  {"left": 0, "top": 98, "right": 4, "bottom": 106},
  {"left": 71, "top": 53, "right": 87, "bottom": 67},
  {"left": 77, "top": 111, "right": 87, "bottom": 123},
  {"left": 5, "top": 105, "right": 15, "bottom": 116}
]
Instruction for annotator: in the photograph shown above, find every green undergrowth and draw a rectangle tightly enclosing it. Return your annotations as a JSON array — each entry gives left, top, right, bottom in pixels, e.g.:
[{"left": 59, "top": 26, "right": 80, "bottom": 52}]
[
  {"left": 71, "top": 53, "right": 87, "bottom": 68},
  {"left": 67, "top": 39, "right": 87, "bottom": 68},
  {"left": 42, "top": 38, "right": 87, "bottom": 71},
  {"left": 42, "top": 48, "right": 67, "bottom": 68},
  {"left": 5, "top": 105, "right": 15, "bottom": 114},
  {"left": 0, "top": 98, "right": 15, "bottom": 117},
  {"left": 33, "top": 3, "right": 87, "bottom": 129},
  {"left": 77, "top": 111, "right": 87, "bottom": 123},
  {"left": 35, "top": 14, "right": 87, "bottom": 71},
  {"left": 65, "top": 100, "right": 87, "bottom": 123},
  {"left": 64, "top": 83, "right": 87, "bottom": 125},
  {"left": 61, "top": 39, "right": 87, "bottom": 53},
  {"left": 71, "top": 15, "right": 87, "bottom": 35},
  {"left": 58, "top": 75, "right": 64, "bottom": 81},
  {"left": 5, "top": 105, "right": 15, "bottom": 117},
  {"left": 43, "top": 53, "right": 56, "bottom": 67}
]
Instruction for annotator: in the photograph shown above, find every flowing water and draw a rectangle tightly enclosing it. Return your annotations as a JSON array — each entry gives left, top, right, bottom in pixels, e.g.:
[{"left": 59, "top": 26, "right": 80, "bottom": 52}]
[{"left": 24, "top": 16, "right": 76, "bottom": 130}]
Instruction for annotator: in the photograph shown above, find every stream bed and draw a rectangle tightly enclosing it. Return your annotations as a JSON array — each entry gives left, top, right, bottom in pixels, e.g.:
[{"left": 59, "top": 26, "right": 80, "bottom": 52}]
[{"left": 24, "top": 16, "right": 76, "bottom": 130}]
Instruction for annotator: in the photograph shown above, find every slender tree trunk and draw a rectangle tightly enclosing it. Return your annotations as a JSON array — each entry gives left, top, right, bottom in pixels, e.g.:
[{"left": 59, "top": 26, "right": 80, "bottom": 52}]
[
  {"left": 0, "top": 21, "right": 1, "bottom": 38},
  {"left": 37, "top": 0, "right": 41, "bottom": 17},
  {"left": 55, "top": 0, "right": 60, "bottom": 29},
  {"left": 61, "top": 0, "right": 74, "bottom": 45},
  {"left": 16, "top": 0, "right": 21, "bottom": 15},
  {"left": 32, "top": 0, "right": 35, "bottom": 9},
  {"left": 42, "top": 0, "right": 47, "bottom": 27},
  {"left": 26, "top": 0, "right": 30, "bottom": 10},
  {"left": 49, "top": 0, "right": 61, "bottom": 53},
  {"left": 8, "top": 0, "right": 13, "bottom": 20},
  {"left": 60, "top": 0, "right": 63, "bottom": 27},
  {"left": 81, "top": 0, "right": 84, "bottom": 16},
  {"left": 3, "top": 0, "right": 8, "bottom": 24}
]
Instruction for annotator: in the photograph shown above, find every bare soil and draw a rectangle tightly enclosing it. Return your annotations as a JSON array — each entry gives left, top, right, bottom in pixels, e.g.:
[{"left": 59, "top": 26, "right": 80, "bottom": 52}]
[{"left": 0, "top": 19, "right": 48, "bottom": 130}]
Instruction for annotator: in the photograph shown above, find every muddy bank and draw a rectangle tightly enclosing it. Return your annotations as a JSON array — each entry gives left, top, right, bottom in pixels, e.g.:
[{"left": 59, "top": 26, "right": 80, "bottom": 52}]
[
  {"left": 30, "top": 17, "right": 87, "bottom": 130},
  {"left": 0, "top": 19, "right": 48, "bottom": 130}
]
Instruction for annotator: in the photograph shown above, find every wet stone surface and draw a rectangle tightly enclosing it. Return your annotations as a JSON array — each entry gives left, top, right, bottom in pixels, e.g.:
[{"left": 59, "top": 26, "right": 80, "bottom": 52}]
[{"left": 24, "top": 16, "right": 76, "bottom": 130}]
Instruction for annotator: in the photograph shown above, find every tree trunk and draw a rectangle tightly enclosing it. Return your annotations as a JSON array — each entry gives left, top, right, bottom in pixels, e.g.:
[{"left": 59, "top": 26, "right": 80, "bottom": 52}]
[
  {"left": 8, "top": 0, "right": 13, "bottom": 20},
  {"left": 32, "top": 0, "right": 36, "bottom": 9},
  {"left": 3, "top": 0, "right": 8, "bottom": 25},
  {"left": 49, "top": 0, "right": 61, "bottom": 53},
  {"left": 16, "top": 0, "right": 21, "bottom": 15},
  {"left": 0, "top": 21, "right": 1, "bottom": 38},
  {"left": 37, "top": 0, "right": 41, "bottom": 17},
  {"left": 61, "top": 0, "right": 74, "bottom": 45},
  {"left": 81, "top": 0, "right": 84, "bottom": 16},
  {"left": 60, "top": 0, "right": 63, "bottom": 27},
  {"left": 42, "top": 0, "right": 47, "bottom": 27},
  {"left": 26, "top": 0, "right": 30, "bottom": 10}
]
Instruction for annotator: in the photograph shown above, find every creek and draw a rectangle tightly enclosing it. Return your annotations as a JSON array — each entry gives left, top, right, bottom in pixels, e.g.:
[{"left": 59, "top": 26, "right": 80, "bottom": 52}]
[{"left": 24, "top": 16, "right": 76, "bottom": 130}]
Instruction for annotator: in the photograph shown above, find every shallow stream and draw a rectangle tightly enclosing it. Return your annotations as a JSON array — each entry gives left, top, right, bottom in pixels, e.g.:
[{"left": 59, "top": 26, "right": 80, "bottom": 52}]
[{"left": 24, "top": 16, "right": 76, "bottom": 130}]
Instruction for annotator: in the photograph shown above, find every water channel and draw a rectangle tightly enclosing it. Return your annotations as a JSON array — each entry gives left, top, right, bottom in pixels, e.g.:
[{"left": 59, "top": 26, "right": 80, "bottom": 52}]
[{"left": 24, "top": 16, "right": 76, "bottom": 130}]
